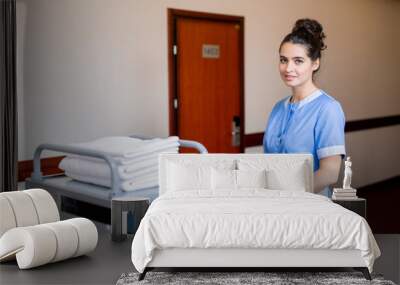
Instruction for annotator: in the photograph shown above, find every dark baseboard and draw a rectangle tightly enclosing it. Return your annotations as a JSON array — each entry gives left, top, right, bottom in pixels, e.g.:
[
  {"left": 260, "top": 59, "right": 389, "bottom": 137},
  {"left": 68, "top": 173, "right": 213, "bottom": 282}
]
[
  {"left": 18, "top": 156, "right": 64, "bottom": 182},
  {"left": 243, "top": 133, "right": 264, "bottom": 148},
  {"left": 345, "top": 115, "right": 400, "bottom": 132},
  {"left": 243, "top": 114, "right": 400, "bottom": 148}
]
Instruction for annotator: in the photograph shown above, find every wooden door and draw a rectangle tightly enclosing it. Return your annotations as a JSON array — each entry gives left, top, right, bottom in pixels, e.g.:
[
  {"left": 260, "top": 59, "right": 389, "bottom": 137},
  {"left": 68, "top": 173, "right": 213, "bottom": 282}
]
[{"left": 169, "top": 10, "right": 244, "bottom": 153}]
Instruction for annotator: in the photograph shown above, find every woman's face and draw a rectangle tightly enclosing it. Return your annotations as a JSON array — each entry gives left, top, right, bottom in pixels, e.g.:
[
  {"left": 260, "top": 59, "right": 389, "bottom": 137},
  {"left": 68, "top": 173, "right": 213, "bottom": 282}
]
[{"left": 279, "top": 42, "right": 319, "bottom": 88}]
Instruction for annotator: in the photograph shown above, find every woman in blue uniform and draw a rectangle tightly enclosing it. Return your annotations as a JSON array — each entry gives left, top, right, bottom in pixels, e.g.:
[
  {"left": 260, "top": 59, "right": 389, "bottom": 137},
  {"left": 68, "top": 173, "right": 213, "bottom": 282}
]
[{"left": 263, "top": 19, "right": 345, "bottom": 196}]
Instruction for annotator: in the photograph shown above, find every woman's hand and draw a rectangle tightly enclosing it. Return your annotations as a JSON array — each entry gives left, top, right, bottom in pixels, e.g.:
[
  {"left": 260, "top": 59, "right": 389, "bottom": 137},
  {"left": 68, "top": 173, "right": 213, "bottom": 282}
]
[{"left": 313, "top": 155, "right": 342, "bottom": 193}]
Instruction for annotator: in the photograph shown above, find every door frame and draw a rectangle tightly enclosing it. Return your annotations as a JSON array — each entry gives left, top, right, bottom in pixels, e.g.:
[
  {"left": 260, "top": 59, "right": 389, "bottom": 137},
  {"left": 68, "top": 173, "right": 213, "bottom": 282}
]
[{"left": 167, "top": 8, "right": 245, "bottom": 153}]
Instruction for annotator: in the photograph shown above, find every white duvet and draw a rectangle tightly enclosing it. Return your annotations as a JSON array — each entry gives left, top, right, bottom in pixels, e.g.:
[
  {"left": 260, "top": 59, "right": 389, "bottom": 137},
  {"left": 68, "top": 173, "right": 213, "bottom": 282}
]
[{"left": 131, "top": 190, "right": 380, "bottom": 273}]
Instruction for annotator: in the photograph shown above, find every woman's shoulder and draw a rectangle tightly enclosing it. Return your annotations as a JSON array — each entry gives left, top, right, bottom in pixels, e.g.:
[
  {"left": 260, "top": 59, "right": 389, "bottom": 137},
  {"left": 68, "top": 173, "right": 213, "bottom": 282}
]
[
  {"left": 316, "top": 91, "right": 345, "bottom": 118},
  {"left": 316, "top": 90, "right": 343, "bottom": 110}
]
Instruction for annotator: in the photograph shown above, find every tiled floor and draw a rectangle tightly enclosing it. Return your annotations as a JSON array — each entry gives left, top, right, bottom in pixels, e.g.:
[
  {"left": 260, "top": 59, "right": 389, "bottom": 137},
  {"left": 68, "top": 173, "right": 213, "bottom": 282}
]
[{"left": 1, "top": 222, "right": 398, "bottom": 284}]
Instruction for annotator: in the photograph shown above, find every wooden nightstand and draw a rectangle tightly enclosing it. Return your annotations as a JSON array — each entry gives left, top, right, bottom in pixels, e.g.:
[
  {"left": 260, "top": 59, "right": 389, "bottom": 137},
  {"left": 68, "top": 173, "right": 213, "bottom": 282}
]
[{"left": 332, "top": 198, "right": 366, "bottom": 219}]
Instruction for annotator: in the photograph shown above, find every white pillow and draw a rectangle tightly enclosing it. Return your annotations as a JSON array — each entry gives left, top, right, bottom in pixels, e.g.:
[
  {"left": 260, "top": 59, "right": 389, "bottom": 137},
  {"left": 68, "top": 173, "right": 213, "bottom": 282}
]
[
  {"left": 167, "top": 162, "right": 211, "bottom": 191},
  {"left": 266, "top": 167, "right": 306, "bottom": 191},
  {"left": 211, "top": 169, "right": 236, "bottom": 190},
  {"left": 211, "top": 169, "right": 267, "bottom": 190},
  {"left": 236, "top": 169, "right": 267, "bottom": 188}
]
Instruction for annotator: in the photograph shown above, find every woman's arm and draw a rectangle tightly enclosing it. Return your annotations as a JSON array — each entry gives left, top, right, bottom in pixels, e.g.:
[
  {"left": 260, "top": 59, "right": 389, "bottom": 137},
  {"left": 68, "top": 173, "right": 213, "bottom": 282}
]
[{"left": 313, "top": 155, "right": 342, "bottom": 193}]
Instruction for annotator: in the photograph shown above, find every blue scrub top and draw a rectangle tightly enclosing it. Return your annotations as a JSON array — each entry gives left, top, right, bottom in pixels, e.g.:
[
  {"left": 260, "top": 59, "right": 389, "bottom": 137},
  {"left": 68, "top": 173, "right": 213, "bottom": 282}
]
[{"left": 263, "top": 89, "right": 346, "bottom": 173}]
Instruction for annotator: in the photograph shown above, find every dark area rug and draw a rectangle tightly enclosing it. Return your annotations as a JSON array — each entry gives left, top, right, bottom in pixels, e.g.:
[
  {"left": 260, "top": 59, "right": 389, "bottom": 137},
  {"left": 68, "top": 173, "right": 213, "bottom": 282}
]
[{"left": 116, "top": 271, "right": 396, "bottom": 285}]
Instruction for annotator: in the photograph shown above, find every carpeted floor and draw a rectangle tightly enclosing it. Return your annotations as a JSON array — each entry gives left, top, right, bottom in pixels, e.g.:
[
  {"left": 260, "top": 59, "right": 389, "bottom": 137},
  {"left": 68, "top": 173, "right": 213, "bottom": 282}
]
[{"left": 116, "top": 271, "right": 396, "bottom": 285}]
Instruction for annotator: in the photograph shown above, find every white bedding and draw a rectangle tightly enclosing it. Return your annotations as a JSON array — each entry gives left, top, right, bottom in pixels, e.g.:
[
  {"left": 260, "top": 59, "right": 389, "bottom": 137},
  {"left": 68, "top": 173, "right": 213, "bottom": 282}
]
[{"left": 131, "top": 190, "right": 380, "bottom": 273}]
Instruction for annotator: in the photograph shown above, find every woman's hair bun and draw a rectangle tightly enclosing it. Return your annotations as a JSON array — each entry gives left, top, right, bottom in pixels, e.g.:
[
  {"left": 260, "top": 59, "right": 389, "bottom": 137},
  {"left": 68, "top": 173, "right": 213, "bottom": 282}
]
[
  {"left": 292, "top": 18, "right": 327, "bottom": 52},
  {"left": 279, "top": 18, "right": 327, "bottom": 63}
]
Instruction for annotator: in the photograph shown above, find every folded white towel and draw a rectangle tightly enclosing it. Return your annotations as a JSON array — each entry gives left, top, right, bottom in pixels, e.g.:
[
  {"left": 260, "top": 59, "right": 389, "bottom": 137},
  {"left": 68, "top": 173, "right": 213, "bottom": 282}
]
[
  {"left": 71, "top": 136, "right": 179, "bottom": 159},
  {"left": 59, "top": 136, "right": 179, "bottom": 190},
  {"left": 65, "top": 171, "right": 158, "bottom": 192},
  {"left": 68, "top": 146, "right": 179, "bottom": 165},
  {"left": 117, "top": 147, "right": 179, "bottom": 165},
  {"left": 121, "top": 176, "right": 158, "bottom": 192},
  {"left": 59, "top": 156, "right": 159, "bottom": 180}
]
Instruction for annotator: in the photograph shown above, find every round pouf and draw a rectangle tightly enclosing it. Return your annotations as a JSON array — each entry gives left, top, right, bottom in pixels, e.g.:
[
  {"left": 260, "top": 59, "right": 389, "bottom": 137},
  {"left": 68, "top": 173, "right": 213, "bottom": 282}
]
[{"left": 0, "top": 218, "right": 98, "bottom": 269}]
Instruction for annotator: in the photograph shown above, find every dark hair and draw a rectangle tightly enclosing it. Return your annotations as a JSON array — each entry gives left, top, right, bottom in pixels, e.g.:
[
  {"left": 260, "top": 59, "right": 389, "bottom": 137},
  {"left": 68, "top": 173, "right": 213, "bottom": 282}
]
[{"left": 280, "top": 19, "right": 327, "bottom": 64}]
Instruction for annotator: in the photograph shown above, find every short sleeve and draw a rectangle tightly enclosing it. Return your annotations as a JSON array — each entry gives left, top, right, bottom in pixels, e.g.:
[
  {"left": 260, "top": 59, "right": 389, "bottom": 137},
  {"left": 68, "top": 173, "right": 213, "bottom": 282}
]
[{"left": 315, "top": 100, "right": 346, "bottom": 159}]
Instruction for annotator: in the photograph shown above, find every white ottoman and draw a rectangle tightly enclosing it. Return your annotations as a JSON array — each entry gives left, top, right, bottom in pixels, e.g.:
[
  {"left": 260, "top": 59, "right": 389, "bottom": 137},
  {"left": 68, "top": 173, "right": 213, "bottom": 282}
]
[{"left": 0, "top": 189, "right": 98, "bottom": 269}]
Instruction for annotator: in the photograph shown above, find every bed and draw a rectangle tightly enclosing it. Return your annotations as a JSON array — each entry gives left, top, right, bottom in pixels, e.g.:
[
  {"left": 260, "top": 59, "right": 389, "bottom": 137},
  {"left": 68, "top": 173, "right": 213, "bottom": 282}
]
[
  {"left": 25, "top": 137, "right": 207, "bottom": 209},
  {"left": 131, "top": 153, "right": 380, "bottom": 280}
]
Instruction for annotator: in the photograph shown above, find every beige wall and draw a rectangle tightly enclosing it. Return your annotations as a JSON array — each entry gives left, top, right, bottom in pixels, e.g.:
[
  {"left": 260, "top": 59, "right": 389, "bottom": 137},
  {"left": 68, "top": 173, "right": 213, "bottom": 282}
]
[{"left": 17, "top": 0, "right": 400, "bottom": 186}]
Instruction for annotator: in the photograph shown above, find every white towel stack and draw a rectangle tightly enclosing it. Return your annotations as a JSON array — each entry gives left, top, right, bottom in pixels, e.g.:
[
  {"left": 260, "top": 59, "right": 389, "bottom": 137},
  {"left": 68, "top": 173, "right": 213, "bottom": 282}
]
[
  {"left": 332, "top": 188, "right": 358, "bottom": 200},
  {"left": 59, "top": 136, "right": 179, "bottom": 192}
]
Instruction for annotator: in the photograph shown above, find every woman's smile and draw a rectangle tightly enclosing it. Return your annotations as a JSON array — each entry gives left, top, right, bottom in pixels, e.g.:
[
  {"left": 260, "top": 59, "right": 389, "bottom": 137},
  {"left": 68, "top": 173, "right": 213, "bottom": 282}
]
[{"left": 284, "top": 74, "right": 297, "bottom": 81}]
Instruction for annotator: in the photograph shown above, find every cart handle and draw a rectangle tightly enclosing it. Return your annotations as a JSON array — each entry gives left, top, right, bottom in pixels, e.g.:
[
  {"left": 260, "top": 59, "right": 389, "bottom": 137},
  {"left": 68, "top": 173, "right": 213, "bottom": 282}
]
[
  {"left": 178, "top": 140, "right": 208, "bottom": 154},
  {"left": 31, "top": 144, "right": 123, "bottom": 198}
]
